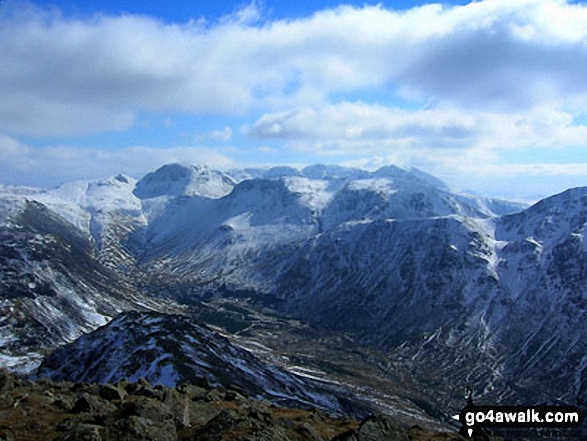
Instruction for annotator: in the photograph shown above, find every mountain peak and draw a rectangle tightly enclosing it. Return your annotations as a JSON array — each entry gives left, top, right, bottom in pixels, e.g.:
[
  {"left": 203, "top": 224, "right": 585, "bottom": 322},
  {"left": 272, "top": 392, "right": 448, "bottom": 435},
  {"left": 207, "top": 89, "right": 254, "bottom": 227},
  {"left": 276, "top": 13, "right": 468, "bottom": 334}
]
[
  {"left": 372, "top": 165, "right": 447, "bottom": 189},
  {"left": 133, "top": 163, "right": 235, "bottom": 199}
]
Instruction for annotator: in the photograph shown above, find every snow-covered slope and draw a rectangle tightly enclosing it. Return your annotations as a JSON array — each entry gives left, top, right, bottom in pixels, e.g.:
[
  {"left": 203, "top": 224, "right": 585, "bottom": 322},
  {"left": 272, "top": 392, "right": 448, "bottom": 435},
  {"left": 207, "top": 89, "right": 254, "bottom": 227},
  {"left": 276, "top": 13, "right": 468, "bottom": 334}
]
[
  {"left": 36, "top": 310, "right": 349, "bottom": 412},
  {"left": 0, "top": 198, "right": 174, "bottom": 373}
]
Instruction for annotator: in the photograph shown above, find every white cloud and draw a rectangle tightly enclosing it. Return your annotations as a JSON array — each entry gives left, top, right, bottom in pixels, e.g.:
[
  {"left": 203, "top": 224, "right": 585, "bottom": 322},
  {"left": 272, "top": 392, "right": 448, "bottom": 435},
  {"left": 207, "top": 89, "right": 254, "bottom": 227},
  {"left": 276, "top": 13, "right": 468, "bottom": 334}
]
[
  {"left": 246, "top": 102, "right": 587, "bottom": 154},
  {"left": 2, "top": 0, "right": 587, "bottom": 199},
  {"left": 2, "top": 1, "right": 587, "bottom": 136},
  {"left": 0, "top": 134, "right": 235, "bottom": 187},
  {"left": 340, "top": 152, "right": 587, "bottom": 201},
  {"left": 209, "top": 126, "right": 233, "bottom": 142},
  {"left": 245, "top": 101, "right": 587, "bottom": 200},
  {"left": 425, "top": 160, "right": 587, "bottom": 201}
]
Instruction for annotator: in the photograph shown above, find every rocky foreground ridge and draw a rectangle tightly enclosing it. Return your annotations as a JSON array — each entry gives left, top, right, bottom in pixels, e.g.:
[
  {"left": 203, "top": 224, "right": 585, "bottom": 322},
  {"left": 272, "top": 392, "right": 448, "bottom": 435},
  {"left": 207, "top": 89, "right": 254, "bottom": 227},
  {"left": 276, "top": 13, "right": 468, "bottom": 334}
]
[{"left": 0, "top": 369, "right": 467, "bottom": 441}]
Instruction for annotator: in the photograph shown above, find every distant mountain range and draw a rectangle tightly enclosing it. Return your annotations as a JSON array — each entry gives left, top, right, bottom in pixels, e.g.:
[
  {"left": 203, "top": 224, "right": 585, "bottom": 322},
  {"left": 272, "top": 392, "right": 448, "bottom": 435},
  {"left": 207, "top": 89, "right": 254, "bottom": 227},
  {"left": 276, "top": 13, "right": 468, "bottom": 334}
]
[{"left": 1, "top": 163, "right": 585, "bottom": 426}]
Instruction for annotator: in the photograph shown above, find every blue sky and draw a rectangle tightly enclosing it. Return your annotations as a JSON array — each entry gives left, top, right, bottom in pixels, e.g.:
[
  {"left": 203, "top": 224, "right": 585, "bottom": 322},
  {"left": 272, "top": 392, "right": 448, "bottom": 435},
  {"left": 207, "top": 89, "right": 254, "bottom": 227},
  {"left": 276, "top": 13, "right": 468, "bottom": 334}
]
[
  {"left": 1, "top": 0, "right": 587, "bottom": 200},
  {"left": 27, "top": 0, "right": 475, "bottom": 22}
]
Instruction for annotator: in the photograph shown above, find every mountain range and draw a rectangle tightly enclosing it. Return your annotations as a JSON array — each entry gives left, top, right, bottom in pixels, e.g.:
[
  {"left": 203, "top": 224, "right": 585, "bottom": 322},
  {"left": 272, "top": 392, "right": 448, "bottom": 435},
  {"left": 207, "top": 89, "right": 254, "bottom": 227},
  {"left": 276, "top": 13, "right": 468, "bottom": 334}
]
[{"left": 1, "top": 162, "right": 585, "bottom": 429}]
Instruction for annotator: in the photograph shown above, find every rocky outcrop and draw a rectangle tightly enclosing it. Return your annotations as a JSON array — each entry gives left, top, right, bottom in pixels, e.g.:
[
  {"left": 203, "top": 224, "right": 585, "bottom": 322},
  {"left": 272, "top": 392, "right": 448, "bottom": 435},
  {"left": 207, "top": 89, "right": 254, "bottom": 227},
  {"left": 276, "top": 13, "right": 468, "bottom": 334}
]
[{"left": 0, "top": 370, "right": 464, "bottom": 441}]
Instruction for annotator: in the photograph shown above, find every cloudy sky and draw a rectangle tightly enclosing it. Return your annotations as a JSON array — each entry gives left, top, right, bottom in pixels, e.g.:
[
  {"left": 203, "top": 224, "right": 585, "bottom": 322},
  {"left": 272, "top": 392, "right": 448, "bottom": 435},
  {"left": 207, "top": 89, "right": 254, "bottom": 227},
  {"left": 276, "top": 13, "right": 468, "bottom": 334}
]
[{"left": 1, "top": 0, "right": 587, "bottom": 200}]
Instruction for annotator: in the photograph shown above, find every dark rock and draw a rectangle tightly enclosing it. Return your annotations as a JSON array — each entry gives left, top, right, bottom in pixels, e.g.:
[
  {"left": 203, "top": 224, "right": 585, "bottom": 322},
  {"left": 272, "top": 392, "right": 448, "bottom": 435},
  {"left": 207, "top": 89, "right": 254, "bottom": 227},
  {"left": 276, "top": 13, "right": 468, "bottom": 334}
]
[
  {"left": 247, "top": 407, "right": 274, "bottom": 429},
  {"left": 0, "top": 370, "right": 14, "bottom": 395},
  {"left": 204, "top": 388, "right": 225, "bottom": 402},
  {"left": 70, "top": 383, "right": 87, "bottom": 393},
  {"left": 189, "top": 404, "right": 291, "bottom": 440},
  {"left": 189, "top": 409, "right": 242, "bottom": 441},
  {"left": 56, "top": 423, "right": 103, "bottom": 441},
  {"left": 70, "top": 394, "right": 106, "bottom": 414},
  {"left": 127, "top": 378, "right": 161, "bottom": 399},
  {"left": 332, "top": 429, "right": 359, "bottom": 441},
  {"left": 115, "top": 379, "right": 129, "bottom": 391},
  {"left": 227, "top": 384, "right": 248, "bottom": 398},
  {"left": 56, "top": 418, "right": 77, "bottom": 432},
  {"left": 358, "top": 414, "right": 408, "bottom": 441},
  {"left": 224, "top": 389, "right": 239, "bottom": 401},
  {"left": 178, "top": 383, "right": 207, "bottom": 400},
  {"left": 0, "top": 430, "right": 15, "bottom": 441},
  {"left": 162, "top": 388, "right": 190, "bottom": 427},
  {"left": 125, "top": 377, "right": 151, "bottom": 395},
  {"left": 97, "top": 384, "right": 126, "bottom": 402},
  {"left": 111, "top": 416, "right": 177, "bottom": 441},
  {"left": 12, "top": 394, "right": 30, "bottom": 407},
  {"left": 137, "top": 377, "right": 150, "bottom": 388},
  {"left": 117, "top": 401, "right": 139, "bottom": 419},
  {"left": 53, "top": 395, "right": 75, "bottom": 412},
  {"left": 332, "top": 415, "right": 408, "bottom": 441},
  {"left": 196, "top": 376, "right": 212, "bottom": 390},
  {"left": 176, "top": 383, "right": 189, "bottom": 394},
  {"left": 134, "top": 385, "right": 159, "bottom": 399},
  {"left": 123, "top": 382, "right": 138, "bottom": 395},
  {"left": 70, "top": 396, "right": 93, "bottom": 414},
  {"left": 0, "top": 366, "right": 457, "bottom": 441},
  {"left": 1, "top": 396, "right": 14, "bottom": 408},
  {"left": 277, "top": 416, "right": 297, "bottom": 430},
  {"left": 295, "top": 423, "right": 324, "bottom": 440},
  {"left": 119, "top": 397, "right": 173, "bottom": 425},
  {"left": 69, "top": 383, "right": 97, "bottom": 395}
]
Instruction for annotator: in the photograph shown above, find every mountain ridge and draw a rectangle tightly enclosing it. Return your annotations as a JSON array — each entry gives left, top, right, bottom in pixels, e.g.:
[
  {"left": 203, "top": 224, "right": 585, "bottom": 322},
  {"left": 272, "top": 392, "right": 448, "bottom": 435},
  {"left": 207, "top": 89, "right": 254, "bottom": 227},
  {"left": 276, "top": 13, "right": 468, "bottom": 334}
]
[{"left": 1, "top": 162, "right": 585, "bottom": 432}]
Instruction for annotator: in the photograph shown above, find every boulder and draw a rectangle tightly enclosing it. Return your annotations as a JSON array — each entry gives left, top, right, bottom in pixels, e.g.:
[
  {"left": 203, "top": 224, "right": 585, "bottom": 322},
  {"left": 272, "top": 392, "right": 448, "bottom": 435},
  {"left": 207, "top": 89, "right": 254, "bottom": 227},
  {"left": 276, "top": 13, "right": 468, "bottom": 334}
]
[
  {"left": 332, "top": 415, "right": 409, "bottom": 441},
  {"left": 112, "top": 416, "right": 177, "bottom": 441},
  {"left": 56, "top": 423, "right": 103, "bottom": 441},
  {"left": 97, "top": 384, "right": 126, "bottom": 402},
  {"left": 70, "top": 394, "right": 106, "bottom": 415}
]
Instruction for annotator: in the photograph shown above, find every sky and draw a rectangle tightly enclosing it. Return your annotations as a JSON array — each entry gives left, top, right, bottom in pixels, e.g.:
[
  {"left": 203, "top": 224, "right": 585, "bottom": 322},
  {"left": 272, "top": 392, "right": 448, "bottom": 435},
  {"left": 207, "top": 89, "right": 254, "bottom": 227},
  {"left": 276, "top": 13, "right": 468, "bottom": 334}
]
[{"left": 1, "top": 0, "right": 587, "bottom": 200}]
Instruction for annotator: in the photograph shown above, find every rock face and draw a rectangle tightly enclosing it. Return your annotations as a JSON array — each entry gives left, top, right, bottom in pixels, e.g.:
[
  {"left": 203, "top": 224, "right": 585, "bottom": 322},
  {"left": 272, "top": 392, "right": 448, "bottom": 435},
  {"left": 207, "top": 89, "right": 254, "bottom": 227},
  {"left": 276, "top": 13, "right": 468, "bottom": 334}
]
[
  {"left": 1, "top": 370, "right": 463, "bottom": 441},
  {"left": 36, "top": 311, "right": 354, "bottom": 414}
]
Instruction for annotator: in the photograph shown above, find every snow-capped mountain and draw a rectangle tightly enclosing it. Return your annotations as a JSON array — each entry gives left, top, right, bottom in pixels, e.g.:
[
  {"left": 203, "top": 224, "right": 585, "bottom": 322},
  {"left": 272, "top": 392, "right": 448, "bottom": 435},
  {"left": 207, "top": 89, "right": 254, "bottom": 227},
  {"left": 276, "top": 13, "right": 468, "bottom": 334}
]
[
  {"left": 135, "top": 164, "right": 523, "bottom": 286},
  {"left": 1, "top": 174, "right": 147, "bottom": 271},
  {"left": 134, "top": 163, "right": 235, "bottom": 200},
  {"left": 3, "top": 161, "right": 584, "bottom": 420},
  {"left": 0, "top": 185, "right": 176, "bottom": 372},
  {"left": 36, "top": 310, "right": 352, "bottom": 413}
]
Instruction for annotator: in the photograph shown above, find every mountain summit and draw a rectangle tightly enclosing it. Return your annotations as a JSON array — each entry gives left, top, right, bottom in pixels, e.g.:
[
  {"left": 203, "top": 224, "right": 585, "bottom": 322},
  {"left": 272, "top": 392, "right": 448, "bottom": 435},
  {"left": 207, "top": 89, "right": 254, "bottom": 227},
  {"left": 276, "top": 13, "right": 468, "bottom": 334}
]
[{"left": 134, "top": 163, "right": 235, "bottom": 199}]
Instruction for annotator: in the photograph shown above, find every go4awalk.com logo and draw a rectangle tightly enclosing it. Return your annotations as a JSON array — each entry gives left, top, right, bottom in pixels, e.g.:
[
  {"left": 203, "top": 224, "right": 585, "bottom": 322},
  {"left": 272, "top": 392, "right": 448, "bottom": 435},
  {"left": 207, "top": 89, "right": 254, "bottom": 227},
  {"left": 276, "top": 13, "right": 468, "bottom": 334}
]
[{"left": 453, "top": 404, "right": 583, "bottom": 438}]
